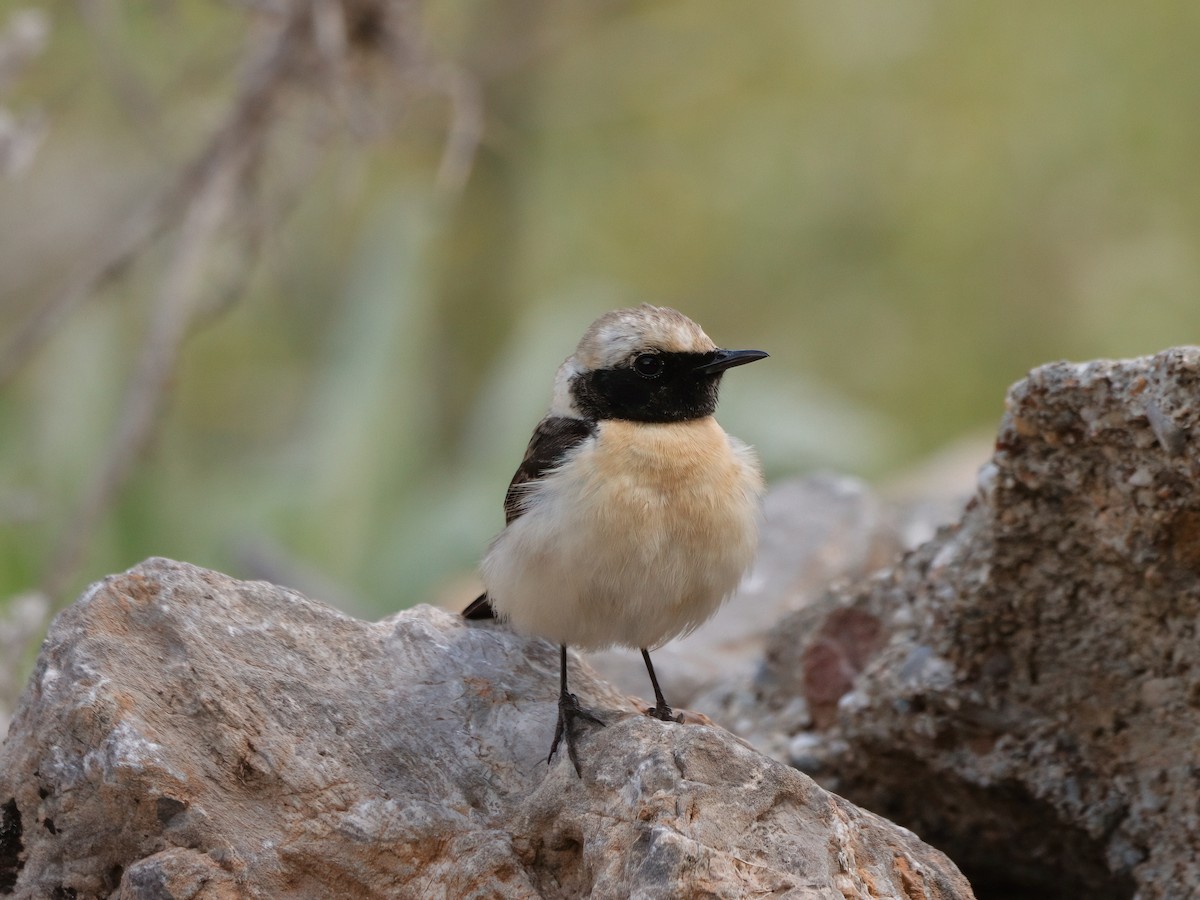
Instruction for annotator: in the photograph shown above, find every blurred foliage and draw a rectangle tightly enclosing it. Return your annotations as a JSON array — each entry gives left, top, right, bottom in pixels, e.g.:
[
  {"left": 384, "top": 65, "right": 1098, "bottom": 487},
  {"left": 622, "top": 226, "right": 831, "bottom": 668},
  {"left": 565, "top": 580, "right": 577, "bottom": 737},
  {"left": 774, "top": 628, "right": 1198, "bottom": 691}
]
[{"left": 1, "top": 0, "right": 1199, "bottom": 619}]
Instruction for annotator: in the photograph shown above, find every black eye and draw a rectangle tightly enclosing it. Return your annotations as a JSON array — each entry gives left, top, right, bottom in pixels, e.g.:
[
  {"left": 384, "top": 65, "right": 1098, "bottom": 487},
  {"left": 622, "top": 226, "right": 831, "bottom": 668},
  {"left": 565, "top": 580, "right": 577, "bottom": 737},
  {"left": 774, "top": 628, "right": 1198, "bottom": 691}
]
[{"left": 633, "top": 353, "right": 664, "bottom": 378}]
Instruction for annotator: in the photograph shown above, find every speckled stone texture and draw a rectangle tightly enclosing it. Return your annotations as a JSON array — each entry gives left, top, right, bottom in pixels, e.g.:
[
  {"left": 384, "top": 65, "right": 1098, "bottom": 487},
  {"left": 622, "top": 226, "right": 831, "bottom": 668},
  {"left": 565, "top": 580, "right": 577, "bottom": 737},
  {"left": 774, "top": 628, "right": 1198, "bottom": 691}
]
[
  {"left": 716, "top": 348, "right": 1200, "bottom": 900},
  {"left": 0, "top": 558, "right": 973, "bottom": 899}
]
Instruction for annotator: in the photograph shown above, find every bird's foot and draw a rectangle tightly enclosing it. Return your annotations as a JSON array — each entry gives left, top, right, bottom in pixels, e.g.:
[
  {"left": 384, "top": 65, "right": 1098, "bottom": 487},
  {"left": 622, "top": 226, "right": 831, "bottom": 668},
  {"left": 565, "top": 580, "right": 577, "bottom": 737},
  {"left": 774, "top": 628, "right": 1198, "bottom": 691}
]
[
  {"left": 548, "top": 691, "right": 606, "bottom": 776},
  {"left": 645, "top": 701, "right": 683, "bottom": 723}
]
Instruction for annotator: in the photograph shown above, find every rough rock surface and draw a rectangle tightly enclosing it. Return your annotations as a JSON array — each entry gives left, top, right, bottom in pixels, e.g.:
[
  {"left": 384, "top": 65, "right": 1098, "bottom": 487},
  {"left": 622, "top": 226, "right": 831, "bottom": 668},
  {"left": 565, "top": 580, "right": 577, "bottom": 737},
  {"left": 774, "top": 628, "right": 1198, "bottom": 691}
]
[
  {"left": 716, "top": 348, "right": 1200, "bottom": 899},
  {"left": 0, "top": 558, "right": 973, "bottom": 899}
]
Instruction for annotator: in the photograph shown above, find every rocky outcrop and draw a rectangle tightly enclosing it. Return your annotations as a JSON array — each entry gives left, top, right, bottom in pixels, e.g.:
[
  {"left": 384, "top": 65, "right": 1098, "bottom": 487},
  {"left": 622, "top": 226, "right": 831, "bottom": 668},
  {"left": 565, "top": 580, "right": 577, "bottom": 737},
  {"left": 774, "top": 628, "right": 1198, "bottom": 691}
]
[
  {"left": 716, "top": 348, "right": 1200, "bottom": 899},
  {"left": 13, "top": 345, "right": 1194, "bottom": 899},
  {"left": 0, "top": 558, "right": 973, "bottom": 899}
]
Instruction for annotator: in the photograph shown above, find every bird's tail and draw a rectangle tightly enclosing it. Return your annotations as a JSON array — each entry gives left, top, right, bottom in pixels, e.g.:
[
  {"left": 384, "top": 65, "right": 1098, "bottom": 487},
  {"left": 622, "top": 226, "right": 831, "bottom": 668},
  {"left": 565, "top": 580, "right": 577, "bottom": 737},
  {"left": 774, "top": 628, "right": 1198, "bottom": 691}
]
[{"left": 462, "top": 592, "right": 496, "bottom": 620}]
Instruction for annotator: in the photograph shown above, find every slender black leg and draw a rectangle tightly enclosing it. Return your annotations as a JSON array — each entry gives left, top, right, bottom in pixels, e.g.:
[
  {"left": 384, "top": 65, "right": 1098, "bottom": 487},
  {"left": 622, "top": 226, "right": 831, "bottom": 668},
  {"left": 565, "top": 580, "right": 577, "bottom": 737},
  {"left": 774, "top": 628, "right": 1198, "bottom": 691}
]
[
  {"left": 641, "top": 648, "right": 682, "bottom": 722},
  {"left": 547, "top": 644, "right": 605, "bottom": 776}
]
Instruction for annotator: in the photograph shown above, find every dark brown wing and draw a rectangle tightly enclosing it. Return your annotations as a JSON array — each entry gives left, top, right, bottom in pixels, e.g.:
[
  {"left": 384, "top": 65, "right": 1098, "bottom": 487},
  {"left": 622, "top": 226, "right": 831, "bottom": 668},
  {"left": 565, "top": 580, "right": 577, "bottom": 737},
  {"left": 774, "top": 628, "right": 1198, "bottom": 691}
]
[
  {"left": 502, "top": 416, "right": 595, "bottom": 525},
  {"left": 462, "top": 416, "right": 595, "bottom": 621}
]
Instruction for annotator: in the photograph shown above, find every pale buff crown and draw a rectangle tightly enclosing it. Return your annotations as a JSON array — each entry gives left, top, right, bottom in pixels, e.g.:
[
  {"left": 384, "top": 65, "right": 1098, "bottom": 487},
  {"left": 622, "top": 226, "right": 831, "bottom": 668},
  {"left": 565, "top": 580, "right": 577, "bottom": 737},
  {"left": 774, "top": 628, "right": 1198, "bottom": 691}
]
[
  {"left": 549, "top": 305, "right": 717, "bottom": 418},
  {"left": 574, "top": 305, "right": 716, "bottom": 370}
]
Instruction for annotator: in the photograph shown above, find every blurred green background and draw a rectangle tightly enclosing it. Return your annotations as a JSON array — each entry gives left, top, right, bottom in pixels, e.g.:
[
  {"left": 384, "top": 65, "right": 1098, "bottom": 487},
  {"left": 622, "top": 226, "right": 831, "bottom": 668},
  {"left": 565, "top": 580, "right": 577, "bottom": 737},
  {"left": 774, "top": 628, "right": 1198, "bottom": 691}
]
[{"left": 2, "top": 0, "right": 1199, "bottom": 626}]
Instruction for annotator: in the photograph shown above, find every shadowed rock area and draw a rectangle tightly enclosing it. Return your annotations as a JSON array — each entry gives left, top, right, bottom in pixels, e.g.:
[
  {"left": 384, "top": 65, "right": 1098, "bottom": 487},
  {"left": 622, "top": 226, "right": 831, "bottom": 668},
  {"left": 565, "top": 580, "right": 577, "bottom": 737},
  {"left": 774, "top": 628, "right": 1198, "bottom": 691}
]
[
  {"left": 715, "top": 348, "right": 1200, "bottom": 900},
  {"left": 0, "top": 558, "right": 973, "bottom": 899}
]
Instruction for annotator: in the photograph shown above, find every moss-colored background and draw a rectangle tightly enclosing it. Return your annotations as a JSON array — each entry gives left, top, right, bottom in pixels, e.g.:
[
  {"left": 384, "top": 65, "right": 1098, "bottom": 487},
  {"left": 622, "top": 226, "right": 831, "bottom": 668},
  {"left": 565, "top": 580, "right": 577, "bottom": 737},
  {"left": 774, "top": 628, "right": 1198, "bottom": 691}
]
[{"left": 2, "top": 1, "right": 1198, "bottom": 617}]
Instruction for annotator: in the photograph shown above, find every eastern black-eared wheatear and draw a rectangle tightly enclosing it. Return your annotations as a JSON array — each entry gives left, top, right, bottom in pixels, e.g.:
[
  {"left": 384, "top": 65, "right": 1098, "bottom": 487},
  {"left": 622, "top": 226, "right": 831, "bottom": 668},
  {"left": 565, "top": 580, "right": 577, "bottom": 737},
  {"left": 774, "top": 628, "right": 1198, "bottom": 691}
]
[{"left": 463, "top": 305, "right": 766, "bottom": 775}]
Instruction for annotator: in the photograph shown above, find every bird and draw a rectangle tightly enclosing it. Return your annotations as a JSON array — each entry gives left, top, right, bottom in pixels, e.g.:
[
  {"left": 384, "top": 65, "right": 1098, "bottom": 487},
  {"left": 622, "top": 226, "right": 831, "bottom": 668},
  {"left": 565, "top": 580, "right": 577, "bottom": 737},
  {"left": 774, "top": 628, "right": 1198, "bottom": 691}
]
[{"left": 463, "top": 304, "right": 766, "bottom": 775}]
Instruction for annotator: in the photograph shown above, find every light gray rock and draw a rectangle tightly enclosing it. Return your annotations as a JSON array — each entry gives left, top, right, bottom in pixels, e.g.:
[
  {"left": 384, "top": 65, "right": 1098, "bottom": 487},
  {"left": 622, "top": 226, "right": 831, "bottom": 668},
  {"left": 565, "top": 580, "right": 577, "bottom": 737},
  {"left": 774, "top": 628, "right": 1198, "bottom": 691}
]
[
  {"left": 0, "top": 558, "right": 973, "bottom": 899},
  {"left": 716, "top": 348, "right": 1200, "bottom": 899}
]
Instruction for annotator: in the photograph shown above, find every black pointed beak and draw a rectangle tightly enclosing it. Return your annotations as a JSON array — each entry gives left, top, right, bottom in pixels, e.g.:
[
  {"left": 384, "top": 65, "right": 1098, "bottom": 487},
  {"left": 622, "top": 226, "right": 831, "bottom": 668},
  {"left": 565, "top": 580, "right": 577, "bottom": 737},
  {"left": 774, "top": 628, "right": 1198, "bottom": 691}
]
[{"left": 693, "top": 348, "right": 769, "bottom": 375}]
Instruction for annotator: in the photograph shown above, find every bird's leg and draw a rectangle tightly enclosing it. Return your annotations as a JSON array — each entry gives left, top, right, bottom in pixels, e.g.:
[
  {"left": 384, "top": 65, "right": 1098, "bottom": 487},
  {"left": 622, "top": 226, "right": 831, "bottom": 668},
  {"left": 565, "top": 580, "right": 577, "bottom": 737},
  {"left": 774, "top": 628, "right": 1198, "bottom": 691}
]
[
  {"left": 641, "top": 648, "right": 682, "bottom": 722},
  {"left": 548, "top": 644, "right": 605, "bottom": 776}
]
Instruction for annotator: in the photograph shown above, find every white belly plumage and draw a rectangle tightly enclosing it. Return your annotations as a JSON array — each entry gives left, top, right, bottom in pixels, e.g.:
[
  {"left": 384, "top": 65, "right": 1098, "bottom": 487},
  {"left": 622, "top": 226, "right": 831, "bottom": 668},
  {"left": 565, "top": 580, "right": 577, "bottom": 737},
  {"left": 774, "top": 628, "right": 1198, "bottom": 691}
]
[{"left": 481, "top": 416, "right": 763, "bottom": 650}]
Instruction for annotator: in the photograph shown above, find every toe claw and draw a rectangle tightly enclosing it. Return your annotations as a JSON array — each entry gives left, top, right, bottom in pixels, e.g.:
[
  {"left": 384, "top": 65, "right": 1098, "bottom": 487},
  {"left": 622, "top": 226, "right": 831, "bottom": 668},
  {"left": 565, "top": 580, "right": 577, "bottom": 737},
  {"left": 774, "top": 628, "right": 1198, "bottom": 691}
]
[
  {"left": 548, "top": 692, "right": 606, "bottom": 776},
  {"left": 645, "top": 701, "right": 681, "bottom": 723}
]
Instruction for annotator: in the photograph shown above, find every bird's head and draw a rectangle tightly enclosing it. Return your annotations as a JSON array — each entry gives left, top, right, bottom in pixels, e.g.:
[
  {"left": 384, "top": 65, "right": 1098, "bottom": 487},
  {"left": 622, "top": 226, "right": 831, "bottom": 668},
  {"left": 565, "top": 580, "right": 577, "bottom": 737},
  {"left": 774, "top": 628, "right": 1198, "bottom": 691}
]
[{"left": 550, "top": 305, "right": 768, "bottom": 422}]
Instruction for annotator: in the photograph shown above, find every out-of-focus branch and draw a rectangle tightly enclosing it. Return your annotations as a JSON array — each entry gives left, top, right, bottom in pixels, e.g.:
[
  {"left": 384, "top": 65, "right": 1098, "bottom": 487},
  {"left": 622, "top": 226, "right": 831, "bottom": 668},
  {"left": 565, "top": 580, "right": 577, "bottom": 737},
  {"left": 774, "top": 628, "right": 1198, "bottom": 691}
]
[
  {"left": 36, "top": 5, "right": 302, "bottom": 603},
  {"left": 7, "top": 0, "right": 490, "bottom": 605},
  {"left": 39, "top": 139, "right": 258, "bottom": 602},
  {"left": 0, "top": 199, "right": 171, "bottom": 388}
]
